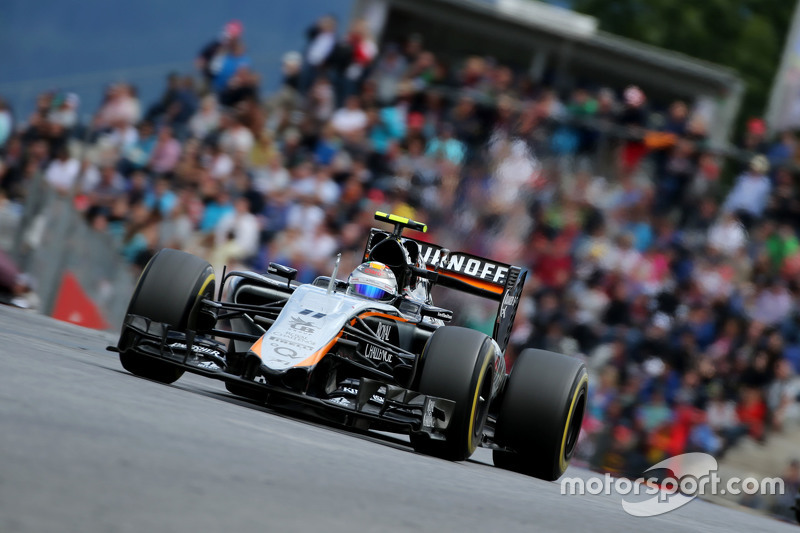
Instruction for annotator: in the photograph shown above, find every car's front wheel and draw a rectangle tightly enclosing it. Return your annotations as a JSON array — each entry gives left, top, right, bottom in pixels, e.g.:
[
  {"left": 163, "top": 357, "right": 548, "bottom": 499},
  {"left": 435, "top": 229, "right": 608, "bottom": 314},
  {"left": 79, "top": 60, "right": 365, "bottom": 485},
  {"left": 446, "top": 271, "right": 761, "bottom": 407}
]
[{"left": 119, "top": 248, "right": 215, "bottom": 384}]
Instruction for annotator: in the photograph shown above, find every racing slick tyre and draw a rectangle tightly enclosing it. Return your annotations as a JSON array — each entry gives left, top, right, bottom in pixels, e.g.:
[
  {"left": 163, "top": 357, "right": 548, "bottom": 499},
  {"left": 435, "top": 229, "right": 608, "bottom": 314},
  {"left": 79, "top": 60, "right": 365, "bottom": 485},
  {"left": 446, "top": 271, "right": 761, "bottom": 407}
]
[
  {"left": 410, "top": 326, "right": 495, "bottom": 462},
  {"left": 492, "top": 349, "right": 588, "bottom": 481},
  {"left": 119, "top": 249, "right": 216, "bottom": 384}
]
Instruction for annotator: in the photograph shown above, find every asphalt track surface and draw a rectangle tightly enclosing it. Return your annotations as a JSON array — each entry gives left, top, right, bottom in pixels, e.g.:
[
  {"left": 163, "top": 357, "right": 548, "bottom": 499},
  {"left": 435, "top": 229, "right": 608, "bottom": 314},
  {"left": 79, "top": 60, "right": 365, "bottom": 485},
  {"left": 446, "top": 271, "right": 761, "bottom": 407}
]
[{"left": 1, "top": 306, "right": 796, "bottom": 533}]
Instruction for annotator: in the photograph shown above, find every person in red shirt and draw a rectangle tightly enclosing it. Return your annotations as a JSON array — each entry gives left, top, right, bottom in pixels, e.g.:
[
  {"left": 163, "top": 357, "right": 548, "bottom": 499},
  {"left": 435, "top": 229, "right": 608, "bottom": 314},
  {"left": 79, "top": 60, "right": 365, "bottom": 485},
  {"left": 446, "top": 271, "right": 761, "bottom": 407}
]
[
  {"left": 534, "top": 236, "right": 572, "bottom": 289},
  {"left": 336, "top": 19, "right": 377, "bottom": 104},
  {"left": 737, "top": 386, "right": 768, "bottom": 441}
]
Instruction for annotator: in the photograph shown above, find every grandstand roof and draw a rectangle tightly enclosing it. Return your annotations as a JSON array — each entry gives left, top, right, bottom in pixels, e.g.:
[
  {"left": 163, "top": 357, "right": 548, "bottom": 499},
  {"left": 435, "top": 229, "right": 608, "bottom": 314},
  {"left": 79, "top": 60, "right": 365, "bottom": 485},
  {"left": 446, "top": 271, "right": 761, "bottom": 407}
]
[{"left": 366, "top": 0, "right": 744, "bottom": 142}]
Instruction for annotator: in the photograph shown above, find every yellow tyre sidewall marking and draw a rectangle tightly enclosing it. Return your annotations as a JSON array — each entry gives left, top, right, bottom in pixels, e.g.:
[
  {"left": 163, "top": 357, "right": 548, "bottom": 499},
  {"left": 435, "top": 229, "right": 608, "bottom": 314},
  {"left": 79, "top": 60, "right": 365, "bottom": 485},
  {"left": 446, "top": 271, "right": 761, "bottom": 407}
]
[
  {"left": 558, "top": 371, "right": 588, "bottom": 473},
  {"left": 466, "top": 349, "right": 493, "bottom": 454},
  {"left": 195, "top": 273, "right": 215, "bottom": 305},
  {"left": 189, "top": 272, "right": 215, "bottom": 326}
]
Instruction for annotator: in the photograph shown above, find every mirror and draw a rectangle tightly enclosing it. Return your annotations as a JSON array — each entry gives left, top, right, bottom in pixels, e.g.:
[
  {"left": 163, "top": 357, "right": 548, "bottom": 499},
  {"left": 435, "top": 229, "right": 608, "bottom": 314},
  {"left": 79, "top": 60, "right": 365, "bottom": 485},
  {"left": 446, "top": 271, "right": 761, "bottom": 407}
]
[{"left": 268, "top": 262, "right": 297, "bottom": 284}]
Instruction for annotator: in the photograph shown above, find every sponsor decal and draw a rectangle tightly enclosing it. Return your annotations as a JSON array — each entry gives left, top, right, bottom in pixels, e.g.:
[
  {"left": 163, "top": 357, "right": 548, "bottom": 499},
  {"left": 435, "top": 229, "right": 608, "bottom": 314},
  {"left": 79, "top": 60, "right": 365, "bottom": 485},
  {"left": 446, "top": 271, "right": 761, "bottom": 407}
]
[
  {"left": 329, "top": 397, "right": 351, "bottom": 406},
  {"left": 422, "top": 399, "right": 435, "bottom": 428},
  {"left": 338, "top": 386, "right": 383, "bottom": 404},
  {"left": 268, "top": 335, "right": 314, "bottom": 351},
  {"left": 364, "top": 322, "right": 393, "bottom": 363},
  {"left": 494, "top": 354, "right": 506, "bottom": 376},
  {"left": 371, "top": 386, "right": 387, "bottom": 405},
  {"left": 499, "top": 293, "right": 518, "bottom": 319},
  {"left": 289, "top": 316, "right": 317, "bottom": 333},
  {"left": 435, "top": 309, "right": 453, "bottom": 321},
  {"left": 261, "top": 337, "right": 306, "bottom": 367},
  {"left": 370, "top": 394, "right": 385, "bottom": 405},
  {"left": 273, "top": 346, "right": 299, "bottom": 358},
  {"left": 168, "top": 342, "right": 222, "bottom": 358},
  {"left": 417, "top": 244, "right": 509, "bottom": 285},
  {"left": 299, "top": 309, "right": 327, "bottom": 319}
]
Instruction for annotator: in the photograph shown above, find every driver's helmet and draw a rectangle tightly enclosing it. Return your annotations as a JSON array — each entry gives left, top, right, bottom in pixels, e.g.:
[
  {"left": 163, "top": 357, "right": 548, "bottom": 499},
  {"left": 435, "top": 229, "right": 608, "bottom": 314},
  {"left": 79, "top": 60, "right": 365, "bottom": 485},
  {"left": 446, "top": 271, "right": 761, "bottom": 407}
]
[{"left": 347, "top": 261, "right": 398, "bottom": 302}]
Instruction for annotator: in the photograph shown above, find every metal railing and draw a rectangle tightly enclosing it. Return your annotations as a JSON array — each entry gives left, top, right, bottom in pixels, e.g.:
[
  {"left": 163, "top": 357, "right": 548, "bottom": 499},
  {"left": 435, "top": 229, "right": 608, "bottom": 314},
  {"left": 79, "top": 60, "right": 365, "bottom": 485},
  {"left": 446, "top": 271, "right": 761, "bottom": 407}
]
[{"left": 12, "top": 175, "right": 135, "bottom": 330}]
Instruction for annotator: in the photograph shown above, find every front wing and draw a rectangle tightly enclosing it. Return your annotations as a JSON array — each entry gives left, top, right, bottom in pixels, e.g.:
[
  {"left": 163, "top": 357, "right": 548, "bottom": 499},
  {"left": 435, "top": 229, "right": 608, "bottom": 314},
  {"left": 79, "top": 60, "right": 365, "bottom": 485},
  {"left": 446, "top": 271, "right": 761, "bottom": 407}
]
[{"left": 111, "top": 314, "right": 456, "bottom": 439}]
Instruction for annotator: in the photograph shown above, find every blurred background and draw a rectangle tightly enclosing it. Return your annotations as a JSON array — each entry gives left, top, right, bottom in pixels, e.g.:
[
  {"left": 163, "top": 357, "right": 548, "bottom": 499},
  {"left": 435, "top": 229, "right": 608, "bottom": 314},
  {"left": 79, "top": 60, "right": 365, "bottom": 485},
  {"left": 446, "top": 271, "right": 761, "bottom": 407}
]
[{"left": 1, "top": 0, "right": 799, "bottom": 522}]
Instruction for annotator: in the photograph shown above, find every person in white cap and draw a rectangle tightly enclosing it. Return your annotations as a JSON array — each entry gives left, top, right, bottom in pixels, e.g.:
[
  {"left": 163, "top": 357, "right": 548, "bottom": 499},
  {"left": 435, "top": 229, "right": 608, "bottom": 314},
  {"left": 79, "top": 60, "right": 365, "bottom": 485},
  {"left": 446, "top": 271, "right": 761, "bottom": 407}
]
[{"left": 722, "top": 154, "right": 771, "bottom": 227}]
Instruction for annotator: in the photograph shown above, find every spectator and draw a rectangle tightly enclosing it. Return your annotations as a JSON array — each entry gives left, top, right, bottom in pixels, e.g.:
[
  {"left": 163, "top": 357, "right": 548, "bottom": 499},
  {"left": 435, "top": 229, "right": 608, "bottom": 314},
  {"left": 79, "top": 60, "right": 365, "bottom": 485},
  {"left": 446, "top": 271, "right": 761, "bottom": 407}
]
[
  {"left": 189, "top": 94, "right": 221, "bottom": 140},
  {"left": 367, "top": 104, "right": 406, "bottom": 155},
  {"left": 767, "top": 131, "right": 796, "bottom": 170},
  {"left": 94, "top": 83, "right": 140, "bottom": 130},
  {"left": 337, "top": 18, "right": 377, "bottom": 102},
  {"left": 708, "top": 211, "right": 747, "bottom": 256},
  {"left": 723, "top": 155, "right": 772, "bottom": 225},
  {"left": 253, "top": 152, "right": 290, "bottom": 195},
  {"left": 737, "top": 386, "right": 768, "bottom": 441},
  {"left": 144, "top": 177, "right": 177, "bottom": 216},
  {"left": 148, "top": 125, "right": 182, "bottom": 175},
  {"left": 101, "top": 117, "right": 139, "bottom": 152},
  {"left": 331, "top": 95, "right": 368, "bottom": 136},
  {"left": 145, "top": 73, "right": 181, "bottom": 124},
  {"left": 218, "top": 112, "right": 254, "bottom": 155},
  {"left": 196, "top": 20, "right": 244, "bottom": 88},
  {"left": 121, "top": 121, "right": 157, "bottom": 174},
  {"left": 425, "top": 123, "right": 465, "bottom": 165},
  {"left": 87, "top": 164, "right": 125, "bottom": 210},
  {"left": 617, "top": 85, "right": 648, "bottom": 175},
  {"left": 48, "top": 93, "right": 79, "bottom": 132},
  {"left": 449, "top": 93, "right": 483, "bottom": 146},
  {"left": 212, "top": 196, "right": 259, "bottom": 269},
  {"left": 300, "top": 15, "right": 338, "bottom": 93},
  {"left": 199, "top": 186, "right": 234, "bottom": 234},
  {"left": 767, "top": 359, "right": 800, "bottom": 430},
  {"left": 286, "top": 193, "right": 325, "bottom": 239},
  {"left": 749, "top": 279, "right": 792, "bottom": 327},
  {"left": 206, "top": 141, "right": 234, "bottom": 180},
  {"left": 706, "top": 383, "right": 747, "bottom": 453},
  {"left": 371, "top": 43, "right": 407, "bottom": 104},
  {"left": 740, "top": 117, "right": 769, "bottom": 154},
  {"left": 212, "top": 40, "right": 252, "bottom": 96},
  {"left": 44, "top": 146, "right": 80, "bottom": 194},
  {"left": 770, "top": 459, "right": 800, "bottom": 520}
]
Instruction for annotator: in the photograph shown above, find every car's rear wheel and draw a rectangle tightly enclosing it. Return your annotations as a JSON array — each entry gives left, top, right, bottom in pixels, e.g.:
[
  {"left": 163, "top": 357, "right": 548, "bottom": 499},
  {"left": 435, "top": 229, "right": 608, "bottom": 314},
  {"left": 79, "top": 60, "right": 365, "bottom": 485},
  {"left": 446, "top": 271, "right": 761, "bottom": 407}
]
[
  {"left": 493, "top": 348, "right": 587, "bottom": 481},
  {"left": 119, "top": 249, "right": 215, "bottom": 384},
  {"left": 410, "top": 326, "right": 495, "bottom": 461}
]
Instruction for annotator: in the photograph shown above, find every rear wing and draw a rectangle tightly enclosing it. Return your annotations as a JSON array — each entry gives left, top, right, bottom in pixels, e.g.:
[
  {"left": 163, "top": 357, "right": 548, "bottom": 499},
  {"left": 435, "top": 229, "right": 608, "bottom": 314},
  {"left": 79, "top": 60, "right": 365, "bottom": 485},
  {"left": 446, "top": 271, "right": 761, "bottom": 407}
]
[{"left": 363, "top": 228, "right": 527, "bottom": 352}]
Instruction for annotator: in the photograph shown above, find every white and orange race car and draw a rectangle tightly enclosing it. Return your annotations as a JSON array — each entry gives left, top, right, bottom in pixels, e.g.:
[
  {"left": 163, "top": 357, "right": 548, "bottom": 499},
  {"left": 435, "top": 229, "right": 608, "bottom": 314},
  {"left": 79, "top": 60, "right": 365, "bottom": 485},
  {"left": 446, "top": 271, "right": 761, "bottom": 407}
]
[{"left": 111, "top": 212, "right": 587, "bottom": 481}]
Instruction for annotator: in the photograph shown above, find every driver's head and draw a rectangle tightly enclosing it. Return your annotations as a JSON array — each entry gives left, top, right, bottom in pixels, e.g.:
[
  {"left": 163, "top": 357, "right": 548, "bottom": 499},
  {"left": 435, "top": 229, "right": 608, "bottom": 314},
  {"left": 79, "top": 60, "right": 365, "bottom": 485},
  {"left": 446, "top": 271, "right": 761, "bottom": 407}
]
[{"left": 347, "top": 261, "right": 398, "bottom": 302}]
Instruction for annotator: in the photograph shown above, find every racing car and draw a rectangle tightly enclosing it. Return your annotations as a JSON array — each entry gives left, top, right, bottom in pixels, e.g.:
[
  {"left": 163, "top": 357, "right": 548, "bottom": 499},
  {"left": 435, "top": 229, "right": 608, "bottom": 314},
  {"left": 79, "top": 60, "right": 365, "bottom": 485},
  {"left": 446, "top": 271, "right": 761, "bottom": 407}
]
[{"left": 110, "top": 212, "right": 588, "bottom": 481}]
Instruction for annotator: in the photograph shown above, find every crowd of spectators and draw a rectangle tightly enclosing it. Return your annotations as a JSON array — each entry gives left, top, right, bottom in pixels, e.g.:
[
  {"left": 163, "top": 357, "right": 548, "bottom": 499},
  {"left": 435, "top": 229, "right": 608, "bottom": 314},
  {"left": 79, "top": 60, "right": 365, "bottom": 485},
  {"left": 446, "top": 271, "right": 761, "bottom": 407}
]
[{"left": 1, "top": 14, "right": 800, "bottom": 511}]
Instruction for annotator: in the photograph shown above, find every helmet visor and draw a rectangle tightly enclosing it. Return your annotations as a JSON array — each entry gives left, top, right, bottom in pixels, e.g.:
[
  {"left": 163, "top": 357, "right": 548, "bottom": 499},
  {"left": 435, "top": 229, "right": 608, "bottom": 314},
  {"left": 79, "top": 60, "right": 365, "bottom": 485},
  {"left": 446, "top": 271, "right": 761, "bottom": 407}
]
[{"left": 351, "top": 283, "right": 394, "bottom": 301}]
